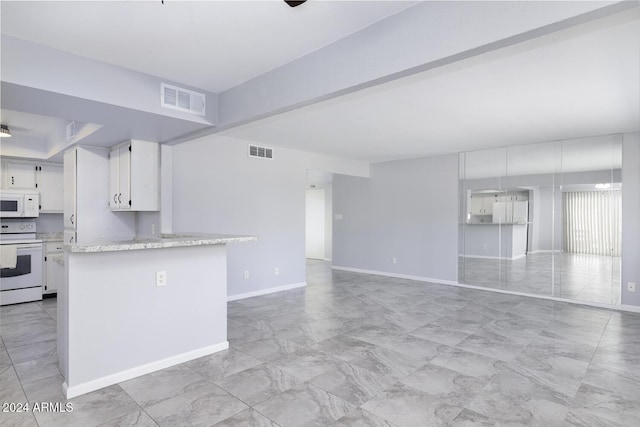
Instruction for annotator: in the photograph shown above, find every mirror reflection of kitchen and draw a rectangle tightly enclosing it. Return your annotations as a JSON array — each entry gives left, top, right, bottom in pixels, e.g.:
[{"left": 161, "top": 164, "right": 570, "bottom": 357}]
[{"left": 459, "top": 134, "right": 622, "bottom": 305}]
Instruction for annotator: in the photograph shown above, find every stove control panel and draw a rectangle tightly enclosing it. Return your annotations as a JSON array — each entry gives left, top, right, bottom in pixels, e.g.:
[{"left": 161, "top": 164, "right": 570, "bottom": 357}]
[{"left": 0, "top": 219, "right": 37, "bottom": 234}]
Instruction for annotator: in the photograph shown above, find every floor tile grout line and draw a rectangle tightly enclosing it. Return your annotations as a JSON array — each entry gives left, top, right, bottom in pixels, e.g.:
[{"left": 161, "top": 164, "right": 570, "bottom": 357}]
[
  {"left": 586, "top": 312, "right": 612, "bottom": 368},
  {"left": 115, "top": 384, "right": 164, "bottom": 427}
]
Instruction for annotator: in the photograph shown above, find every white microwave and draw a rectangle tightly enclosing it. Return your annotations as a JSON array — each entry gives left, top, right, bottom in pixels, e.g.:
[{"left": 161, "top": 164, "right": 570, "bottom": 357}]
[{"left": 0, "top": 189, "right": 40, "bottom": 218}]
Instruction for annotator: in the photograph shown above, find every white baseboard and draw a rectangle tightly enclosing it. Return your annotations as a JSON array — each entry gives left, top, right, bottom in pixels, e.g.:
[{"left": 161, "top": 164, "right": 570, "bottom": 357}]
[
  {"left": 331, "top": 266, "right": 640, "bottom": 314},
  {"left": 619, "top": 304, "right": 640, "bottom": 314},
  {"left": 331, "top": 266, "right": 458, "bottom": 287},
  {"left": 64, "top": 342, "right": 229, "bottom": 399},
  {"left": 227, "top": 282, "right": 307, "bottom": 302}
]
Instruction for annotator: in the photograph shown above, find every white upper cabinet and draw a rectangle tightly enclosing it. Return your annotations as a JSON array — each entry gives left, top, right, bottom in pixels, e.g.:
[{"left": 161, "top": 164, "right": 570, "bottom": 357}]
[
  {"left": 36, "top": 163, "right": 64, "bottom": 212},
  {"left": 109, "top": 140, "right": 159, "bottom": 211},
  {"left": 3, "top": 160, "right": 37, "bottom": 188},
  {"left": 1, "top": 159, "right": 64, "bottom": 213},
  {"left": 469, "top": 194, "right": 496, "bottom": 215}
]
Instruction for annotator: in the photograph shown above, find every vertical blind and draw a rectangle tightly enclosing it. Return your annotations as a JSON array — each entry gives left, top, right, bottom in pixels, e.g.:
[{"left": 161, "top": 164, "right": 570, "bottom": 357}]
[{"left": 563, "top": 190, "right": 621, "bottom": 256}]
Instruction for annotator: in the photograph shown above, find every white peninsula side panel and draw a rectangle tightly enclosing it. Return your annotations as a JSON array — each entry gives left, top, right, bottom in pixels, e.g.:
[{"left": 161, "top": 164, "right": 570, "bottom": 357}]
[{"left": 59, "top": 244, "right": 228, "bottom": 398}]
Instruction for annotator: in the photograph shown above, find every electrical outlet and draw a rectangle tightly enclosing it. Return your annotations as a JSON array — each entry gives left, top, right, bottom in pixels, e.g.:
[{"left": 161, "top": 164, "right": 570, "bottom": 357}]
[
  {"left": 151, "top": 223, "right": 157, "bottom": 235},
  {"left": 392, "top": 257, "right": 397, "bottom": 265},
  {"left": 483, "top": 243, "right": 488, "bottom": 250},
  {"left": 156, "top": 271, "right": 167, "bottom": 287},
  {"left": 628, "top": 282, "right": 636, "bottom": 292},
  {"left": 275, "top": 267, "right": 280, "bottom": 275},
  {"left": 243, "top": 270, "right": 250, "bottom": 280}
]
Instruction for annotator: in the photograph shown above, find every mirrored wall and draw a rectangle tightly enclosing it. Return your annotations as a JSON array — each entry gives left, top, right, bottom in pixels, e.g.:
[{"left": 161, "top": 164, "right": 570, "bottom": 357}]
[{"left": 459, "top": 134, "right": 622, "bottom": 305}]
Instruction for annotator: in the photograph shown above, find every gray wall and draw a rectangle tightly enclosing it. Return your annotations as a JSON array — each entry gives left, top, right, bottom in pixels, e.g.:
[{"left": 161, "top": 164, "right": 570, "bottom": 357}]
[
  {"left": 171, "top": 135, "right": 368, "bottom": 299},
  {"left": 333, "top": 154, "right": 459, "bottom": 283},
  {"left": 332, "top": 175, "right": 372, "bottom": 269},
  {"left": 622, "top": 132, "right": 640, "bottom": 306}
]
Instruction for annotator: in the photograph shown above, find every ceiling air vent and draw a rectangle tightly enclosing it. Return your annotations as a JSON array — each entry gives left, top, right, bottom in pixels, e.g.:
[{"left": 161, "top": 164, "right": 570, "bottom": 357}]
[
  {"left": 161, "top": 83, "right": 206, "bottom": 116},
  {"left": 248, "top": 144, "right": 273, "bottom": 160}
]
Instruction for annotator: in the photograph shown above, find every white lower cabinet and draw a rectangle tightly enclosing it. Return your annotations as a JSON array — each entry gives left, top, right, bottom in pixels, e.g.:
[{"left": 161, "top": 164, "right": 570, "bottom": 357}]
[
  {"left": 64, "top": 230, "right": 76, "bottom": 245},
  {"left": 43, "top": 241, "right": 64, "bottom": 295}
]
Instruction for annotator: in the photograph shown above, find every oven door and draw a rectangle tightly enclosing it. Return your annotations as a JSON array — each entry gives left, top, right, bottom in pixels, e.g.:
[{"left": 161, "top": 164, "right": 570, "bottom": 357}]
[
  {"left": 0, "top": 195, "right": 24, "bottom": 218},
  {"left": 0, "top": 243, "right": 43, "bottom": 291}
]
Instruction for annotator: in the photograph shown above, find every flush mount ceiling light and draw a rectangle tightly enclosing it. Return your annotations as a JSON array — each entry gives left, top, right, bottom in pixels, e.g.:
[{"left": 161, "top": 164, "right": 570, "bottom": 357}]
[
  {"left": 0, "top": 124, "right": 11, "bottom": 138},
  {"left": 595, "top": 183, "right": 611, "bottom": 189}
]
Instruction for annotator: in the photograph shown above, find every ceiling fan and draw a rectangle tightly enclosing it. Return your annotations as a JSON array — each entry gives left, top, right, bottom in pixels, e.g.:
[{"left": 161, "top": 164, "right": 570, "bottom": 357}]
[{"left": 284, "top": 1, "right": 308, "bottom": 7}]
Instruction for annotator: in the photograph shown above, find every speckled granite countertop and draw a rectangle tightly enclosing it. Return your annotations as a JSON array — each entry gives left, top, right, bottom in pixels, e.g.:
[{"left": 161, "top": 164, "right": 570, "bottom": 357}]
[
  {"left": 37, "top": 232, "right": 64, "bottom": 242},
  {"left": 66, "top": 233, "right": 257, "bottom": 253}
]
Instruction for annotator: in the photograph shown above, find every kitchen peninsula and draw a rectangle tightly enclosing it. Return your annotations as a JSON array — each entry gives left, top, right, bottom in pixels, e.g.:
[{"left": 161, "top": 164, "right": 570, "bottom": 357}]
[{"left": 59, "top": 233, "right": 256, "bottom": 398}]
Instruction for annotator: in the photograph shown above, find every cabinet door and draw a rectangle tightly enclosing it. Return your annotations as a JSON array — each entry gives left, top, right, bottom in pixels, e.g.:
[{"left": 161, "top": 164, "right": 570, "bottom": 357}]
[
  {"left": 469, "top": 197, "right": 484, "bottom": 215},
  {"left": 129, "top": 140, "right": 159, "bottom": 211},
  {"left": 64, "top": 229, "right": 76, "bottom": 245},
  {"left": 117, "top": 145, "right": 131, "bottom": 209},
  {"left": 109, "top": 148, "right": 120, "bottom": 209},
  {"left": 45, "top": 254, "right": 64, "bottom": 294},
  {"left": 63, "top": 150, "right": 77, "bottom": 230},
  {"left": 483, "top": 197, "right": 495, "bottom": 215},
  {"left": 5, "top": 161, "right": 37, "bottom": 188},
  {"left": 37, "top": 163, "right": 64, "bottom": 212}
]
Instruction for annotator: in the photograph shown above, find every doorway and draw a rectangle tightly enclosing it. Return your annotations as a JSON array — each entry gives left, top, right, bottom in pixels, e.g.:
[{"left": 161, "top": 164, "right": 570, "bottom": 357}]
[{"left": 305, "top": 170, "right": 333, "bottom": 261}]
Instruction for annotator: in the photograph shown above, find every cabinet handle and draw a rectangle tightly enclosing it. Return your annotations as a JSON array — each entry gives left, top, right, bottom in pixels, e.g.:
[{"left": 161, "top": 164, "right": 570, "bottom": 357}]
[
  {"left": 69, "top": 236, "right": 75, "bottom": 244},
  {"left": 118, "top": 193, "right": 122, "bottom": 203},
  {"left": 114, "top": 193, "right": 118, "bottom": 204},
  {"left": 70, "top": 214, "right": 75, "bottom": 224}
]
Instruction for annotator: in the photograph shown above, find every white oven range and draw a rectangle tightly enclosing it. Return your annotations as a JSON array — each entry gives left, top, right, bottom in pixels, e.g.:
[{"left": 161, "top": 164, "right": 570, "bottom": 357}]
[{"left": 0, "top": 219, "right": 43, "bottom": 305}]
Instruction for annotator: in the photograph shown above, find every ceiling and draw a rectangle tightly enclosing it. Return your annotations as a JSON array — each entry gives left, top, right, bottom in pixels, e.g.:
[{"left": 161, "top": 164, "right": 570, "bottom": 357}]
[
  {"left": 0, "top": 1, "right": 638, "bottom": 166},
  {"left": 1, "top": 0, "right": 417, "bottom": 93},
  {"left": 221, "top": 8, "right": 640, "bottom": 162}
]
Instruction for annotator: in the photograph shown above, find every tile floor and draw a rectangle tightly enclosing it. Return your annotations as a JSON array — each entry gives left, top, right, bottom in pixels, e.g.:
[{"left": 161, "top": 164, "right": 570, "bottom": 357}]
[
  {"left": 1, "top": 260, "right": 640, "bottom": 426},
  {"left": 460, "top": 253, "right": 621, "bottom": 305}
]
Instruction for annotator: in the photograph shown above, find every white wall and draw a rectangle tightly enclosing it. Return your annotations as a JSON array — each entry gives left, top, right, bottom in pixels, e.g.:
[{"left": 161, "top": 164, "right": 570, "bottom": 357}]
[
  {"left": 62, "top": 244, "right": 227, "bottom": 397},
  {"left": 333, "top": 153, "right": 459, "bottom": 283},
  {"left": 171, "top": 135, "right": 368, "bottom": 299}
]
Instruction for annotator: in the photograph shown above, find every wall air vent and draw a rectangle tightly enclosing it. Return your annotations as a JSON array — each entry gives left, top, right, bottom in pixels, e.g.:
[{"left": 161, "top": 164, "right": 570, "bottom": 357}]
[
  {"left": 248, "top": 144, "right": 273, "bottom": 160},
  {"left": 161, "top": 83, "right": 206, "bottom": 116}
]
